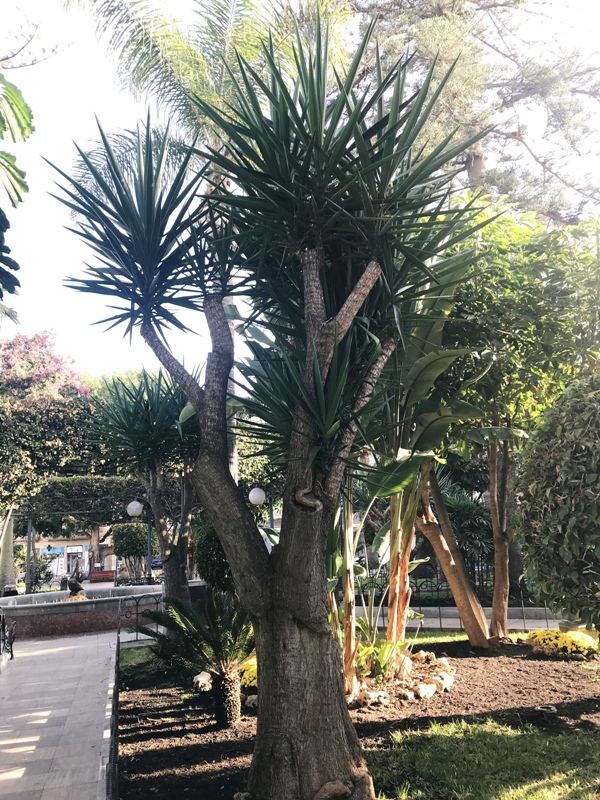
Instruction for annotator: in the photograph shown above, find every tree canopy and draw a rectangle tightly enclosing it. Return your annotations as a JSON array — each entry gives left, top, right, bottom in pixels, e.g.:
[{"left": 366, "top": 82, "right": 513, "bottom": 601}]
[{"left": 357, "top": 0, "right": 600, "bottom": 217}]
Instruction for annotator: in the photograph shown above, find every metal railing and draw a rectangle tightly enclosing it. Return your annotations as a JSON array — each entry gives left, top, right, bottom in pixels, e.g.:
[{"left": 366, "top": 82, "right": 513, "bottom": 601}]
[
  {"left": 117, "top": 593, "right": 163, "bottom": 641},
  {"left": 354, "top": 556, "right": 554, "bottom": 630}
]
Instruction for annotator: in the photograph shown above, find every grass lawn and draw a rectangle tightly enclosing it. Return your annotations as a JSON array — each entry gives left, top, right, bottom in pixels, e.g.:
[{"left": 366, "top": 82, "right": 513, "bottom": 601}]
[
  {"left": 120, "top": 645, "right": 152, "bottom": 668},
  {"left": 368, "top": 719, "right": 600, "bottom": 800}
]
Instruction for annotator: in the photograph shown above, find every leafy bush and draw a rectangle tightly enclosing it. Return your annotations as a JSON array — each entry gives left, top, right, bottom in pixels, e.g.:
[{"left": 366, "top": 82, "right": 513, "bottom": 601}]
[
  {"left": 444, "top": 495, "right": 493, "bottom": 563},
  {"left": 192, "top": 514, "right": 234, "bottom": 592},
  {"left": 528, "top": 628, "right": 598, "bottom": 657},
  {"left": 239, "top": 654, "right": 258, "bottom": 687},
  {"left": 518, "top": 375, "right": 600, "bottom": 626},
  {"left": 355, "top": 618, "right": 409, "bottom": 679}
]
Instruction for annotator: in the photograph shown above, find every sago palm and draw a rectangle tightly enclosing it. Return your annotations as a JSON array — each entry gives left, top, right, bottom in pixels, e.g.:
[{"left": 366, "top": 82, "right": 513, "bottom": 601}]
[{"left": 140, "top": 591, "right": 254, "bottom": 728}]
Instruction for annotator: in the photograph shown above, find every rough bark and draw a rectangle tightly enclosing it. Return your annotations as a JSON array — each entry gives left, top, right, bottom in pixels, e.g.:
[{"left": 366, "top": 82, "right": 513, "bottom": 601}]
[
  {"left": 212, "top": 672, "right": 241, "bottom": 728},
  {"left": 162, "top": 537, "right": 190, "bottom": 603},
  {"left": 0, "top": 514, "right": 16, "bottom": 593},
  {"left": 147, "top": 257, "right": 391, "bottom": 800},
  {"left": 386, "top": 525, "right": 413, "bottom": 645},
  {"left": 386, "top": 494, "right": 409, "bottom": 645},
  {"left": 489, "top": 425, "right": 511, "bottom": 639},
  {"left": 418, "top": 473, "right": 490, "bottom": 648},
  {"left": 342, "top": 479, "right": 357, "bottom": 695},
  {"left": 249, "top": 607, "right": 373, "bottom": 800}
]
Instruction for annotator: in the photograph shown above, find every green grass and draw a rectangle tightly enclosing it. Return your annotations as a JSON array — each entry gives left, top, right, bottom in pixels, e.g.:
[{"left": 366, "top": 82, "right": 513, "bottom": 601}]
[
  {"left": 368, "top": 719, "right": 600, "bottom": 800},
  {"left": 409, "top": 630, "right": 469, "bottom": 646},
  {"left": 119, "top": 645, "right": 153, "bottom": 668}
]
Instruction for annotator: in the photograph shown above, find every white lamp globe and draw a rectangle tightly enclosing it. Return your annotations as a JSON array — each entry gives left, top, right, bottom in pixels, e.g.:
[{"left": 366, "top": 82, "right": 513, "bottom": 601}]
[
  {"left": 249, "top": 487, "right": 266, "bottom": 506},
  {"left": 127, "top": 500, "right": 144, "bottom": 517}
]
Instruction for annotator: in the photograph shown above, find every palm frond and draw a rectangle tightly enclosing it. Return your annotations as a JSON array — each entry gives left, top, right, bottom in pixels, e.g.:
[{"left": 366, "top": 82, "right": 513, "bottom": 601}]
[{"left": 139, "top": 591, "right": 254, "bottom": 676}]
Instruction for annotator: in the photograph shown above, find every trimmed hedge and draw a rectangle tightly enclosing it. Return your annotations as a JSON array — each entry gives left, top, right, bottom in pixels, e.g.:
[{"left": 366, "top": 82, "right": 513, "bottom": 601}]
[{"left": 518, "top": 375, "right": 600, "bottom": 626}]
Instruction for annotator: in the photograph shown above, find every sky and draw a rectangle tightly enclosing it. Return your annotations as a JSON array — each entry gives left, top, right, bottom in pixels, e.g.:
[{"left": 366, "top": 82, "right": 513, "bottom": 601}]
[
  {"left": 3, "top": 0, "right": 207, "bottom": 378},
  {"left": 2, "top": 0, "right": 600, "bottom": 378}
]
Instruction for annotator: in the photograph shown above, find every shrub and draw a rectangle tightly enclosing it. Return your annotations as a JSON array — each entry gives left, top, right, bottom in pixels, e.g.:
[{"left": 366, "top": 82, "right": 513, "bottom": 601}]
[
  {"left": 239, "top": 654, "right": 258, "bottom": 687},
  {"left": 528, "top": 628, "right": 598, "bottom": 657},
  {"left": 518, "top": 375, "right": 600, "bottom": 627},
  {"left": 192, "top": 514, "right": 234, "bottom": 592}
]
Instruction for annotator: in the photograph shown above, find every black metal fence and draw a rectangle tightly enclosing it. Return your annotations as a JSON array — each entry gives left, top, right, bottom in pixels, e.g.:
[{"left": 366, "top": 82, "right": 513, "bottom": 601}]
[
  {"left": 117, "top": 593, "right": 163, "bottom": 641},
  {"left": 354, "top": 554, "right": 554, "bottom": 630}
]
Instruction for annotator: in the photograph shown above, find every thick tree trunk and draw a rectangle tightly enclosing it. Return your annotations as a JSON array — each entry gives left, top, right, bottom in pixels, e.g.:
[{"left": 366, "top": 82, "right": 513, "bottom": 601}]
[
  {"left": 89, "top": 525, "right": 100, "bottom": 571},
  {"left": 0, "top": 514, "right": 16, "bottom": 593},
  {"left": 491, "top": 534, "right": 510, "bottom": 638},
  {"left": 212, "top": 672, "right": 241, "bottom": 728},
  {"left": 249, "top": 611, "right": 374, "bottom": 800},
  {"left": 418, "top": 474, "right": 490, "bottom": 648},
  {"left": 147, "top": 267, "right": 390, "bottom": 800},
  {"left": 162, "top": 538, "right": 191, "bottom": 604}
]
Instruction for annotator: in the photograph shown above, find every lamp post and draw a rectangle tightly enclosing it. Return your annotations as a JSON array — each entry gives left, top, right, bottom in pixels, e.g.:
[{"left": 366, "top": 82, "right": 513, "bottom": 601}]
[
  {"left": 249, "top": 487, "right": 275, "bottom": 529},
  {"left": 127, "top": 500, "right": 153, "bottom": 584}
]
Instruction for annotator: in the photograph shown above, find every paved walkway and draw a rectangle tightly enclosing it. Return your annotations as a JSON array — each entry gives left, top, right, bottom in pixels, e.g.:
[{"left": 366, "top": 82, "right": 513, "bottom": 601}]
[{"left": 0, "top": 632, "right": 116, "bottom": 800}]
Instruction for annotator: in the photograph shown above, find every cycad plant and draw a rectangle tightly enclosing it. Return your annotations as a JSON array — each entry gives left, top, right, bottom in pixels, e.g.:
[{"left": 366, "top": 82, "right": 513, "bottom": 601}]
[{"left": 140, "top": 591, "right": 254, "bottom": 728}]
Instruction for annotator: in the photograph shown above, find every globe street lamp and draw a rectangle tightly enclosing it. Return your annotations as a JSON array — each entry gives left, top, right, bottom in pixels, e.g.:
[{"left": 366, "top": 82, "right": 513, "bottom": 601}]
[
  {"left": 127, "top": 500, "right": 153, "bottom": 584},
  {"left": 249, "top": 486, "right": 274, "bottom": 529}
]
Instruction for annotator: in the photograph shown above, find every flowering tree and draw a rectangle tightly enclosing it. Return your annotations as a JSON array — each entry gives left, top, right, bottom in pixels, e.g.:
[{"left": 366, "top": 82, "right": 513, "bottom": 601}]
[
  {"left": 0, "top": 334, "right": 92, "bottom": 588},
  {"left": 0, "top": 332, "right": 88, "bottom": 398}
]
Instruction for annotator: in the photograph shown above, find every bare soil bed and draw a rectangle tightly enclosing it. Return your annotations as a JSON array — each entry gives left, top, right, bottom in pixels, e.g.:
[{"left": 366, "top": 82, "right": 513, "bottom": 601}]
[{"left": 118, "top": 640, "right": 600, "bottom": 800}]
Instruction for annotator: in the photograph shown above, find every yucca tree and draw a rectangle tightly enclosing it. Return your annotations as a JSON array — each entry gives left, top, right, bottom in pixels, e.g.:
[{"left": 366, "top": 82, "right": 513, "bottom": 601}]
[
  {"left": 140, "top": 591, "right": 254, "bottom": 727},
  {"left": 92, "top": 370, "right": 201, "bottom": 601},
  {"left": 55, "top": 19, "right": 487, "bottom": 800}
]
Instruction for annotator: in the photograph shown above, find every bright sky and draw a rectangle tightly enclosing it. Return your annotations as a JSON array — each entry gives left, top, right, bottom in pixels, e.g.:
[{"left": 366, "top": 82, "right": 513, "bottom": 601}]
[
  {"left": 2, "top": 0, "right": 600, "bottom": 377},
  {"left": 3, "top": 0, "right": 207, "bottom": 378}
]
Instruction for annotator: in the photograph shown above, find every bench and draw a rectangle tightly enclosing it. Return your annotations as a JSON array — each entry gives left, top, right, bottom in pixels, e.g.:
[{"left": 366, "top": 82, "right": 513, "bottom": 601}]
[{"left": 89, "top": 570, "right": 115, "bottom": 582}]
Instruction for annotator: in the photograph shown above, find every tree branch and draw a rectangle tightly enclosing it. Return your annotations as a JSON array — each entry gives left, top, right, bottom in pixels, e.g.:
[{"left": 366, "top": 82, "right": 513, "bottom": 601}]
[
  {"left": 202, "top": 294, "right": 234, "bottom": 458},
  {"left": 141, "top": 321, "right": 205, "bottom": 411},
  {"left": 325, "top": 336, "right": 397, "bottom": 501},
  {"left": 327, "top": 260, "right": 381, "bottom": 345}
]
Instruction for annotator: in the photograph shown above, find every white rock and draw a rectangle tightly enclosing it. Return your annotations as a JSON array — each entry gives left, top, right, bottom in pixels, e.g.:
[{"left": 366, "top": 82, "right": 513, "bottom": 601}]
[
  {"left": 396, "top": 653, "right": 413, "bottom": 681},
  {"left": 245, "top": 694, "right": 259, "bottom": 709},
  {"left": 415, "top": 682, "right": 437, "bottom": 699},
  {"left": 192, "top": 671, "right": 212, "bottom": 691},
  {"left": 431, "top": 672, "right": 455, "bottom": 693}
]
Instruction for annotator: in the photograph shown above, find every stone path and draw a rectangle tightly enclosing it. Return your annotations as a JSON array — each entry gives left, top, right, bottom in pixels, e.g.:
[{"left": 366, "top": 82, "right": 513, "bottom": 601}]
[{"left": 0, "top": 631, "right": 116, "bottom": 800}]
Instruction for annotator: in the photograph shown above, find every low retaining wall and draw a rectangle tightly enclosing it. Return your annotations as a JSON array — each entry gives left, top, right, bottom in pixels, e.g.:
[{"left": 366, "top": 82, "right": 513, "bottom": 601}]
[
  {"left": 0, "top": 584, "right": 163, "bottom": 608},
  {"left": 2, "top": 593, "right": 163, "bottom": 639}
]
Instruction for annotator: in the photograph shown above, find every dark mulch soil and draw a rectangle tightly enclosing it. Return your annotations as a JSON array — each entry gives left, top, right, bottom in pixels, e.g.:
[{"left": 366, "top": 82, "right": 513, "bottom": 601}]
[{"left": 118, "top": 640, "right": 600, "bottom": 800}]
